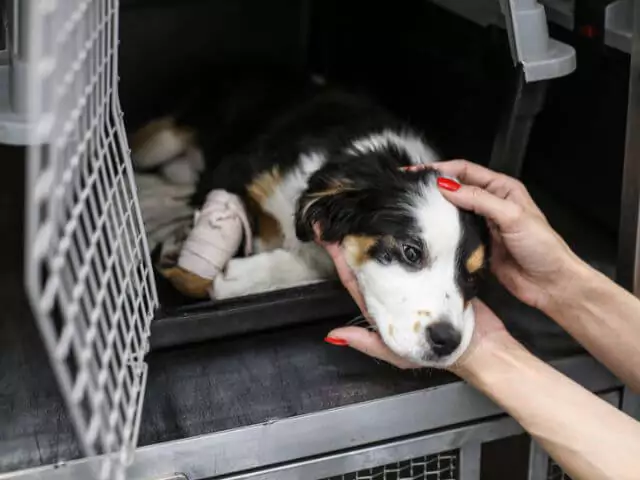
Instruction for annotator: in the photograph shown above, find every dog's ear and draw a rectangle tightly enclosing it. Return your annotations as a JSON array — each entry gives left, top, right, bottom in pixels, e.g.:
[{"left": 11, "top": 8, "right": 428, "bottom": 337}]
[
  {"left": 295, "top": 176, "right": 369, "bottom": 242},
  {"left": 295, "top": 150, "right": 415, "bottom": 242},
  {"left": 459, "top": 208, "right": 491, "bottom": 274}
]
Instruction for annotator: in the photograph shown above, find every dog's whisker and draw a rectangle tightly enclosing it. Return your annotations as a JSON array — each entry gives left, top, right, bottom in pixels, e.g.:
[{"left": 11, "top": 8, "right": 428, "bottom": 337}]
[
  {"left": 346, "top": 315, "right": 378, "bottom": 332},
  {"left": 346, "top": 314, "right": 366, "bottom": 326}
]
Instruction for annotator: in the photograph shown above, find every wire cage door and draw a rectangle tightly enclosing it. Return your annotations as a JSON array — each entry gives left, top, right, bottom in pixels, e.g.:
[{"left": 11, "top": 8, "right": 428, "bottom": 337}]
[{"left": 20, "top": 0, "right": 158, "bottom": 478}]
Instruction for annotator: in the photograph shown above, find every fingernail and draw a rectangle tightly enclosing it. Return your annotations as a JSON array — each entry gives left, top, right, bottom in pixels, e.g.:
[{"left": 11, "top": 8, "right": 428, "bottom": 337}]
[
  {"left": 437, "top": 177, "right": 461, "bottom": 192},
  {"left": 325, "top": 336, "right": 349, "bottom": 346}
]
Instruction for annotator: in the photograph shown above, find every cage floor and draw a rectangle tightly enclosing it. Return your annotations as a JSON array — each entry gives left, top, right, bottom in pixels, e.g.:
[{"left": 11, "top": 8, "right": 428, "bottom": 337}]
[{"left": 0, "top": 146, "right": 614, "bottom": 473}]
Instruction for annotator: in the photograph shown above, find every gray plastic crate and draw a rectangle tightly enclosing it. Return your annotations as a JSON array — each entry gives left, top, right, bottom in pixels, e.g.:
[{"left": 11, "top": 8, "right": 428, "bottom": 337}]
[
  {"left": 430, "top": 0, "right": 576, "bottom": 81},
  {"left": 0, "top": 1, "right": 579, "bottom": 479}
]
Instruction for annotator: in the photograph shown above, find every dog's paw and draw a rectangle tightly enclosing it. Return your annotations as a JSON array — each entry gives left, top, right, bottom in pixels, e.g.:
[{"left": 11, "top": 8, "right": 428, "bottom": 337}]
[{"left": 212, "top": 257, "right": 270, "bottom": 299}]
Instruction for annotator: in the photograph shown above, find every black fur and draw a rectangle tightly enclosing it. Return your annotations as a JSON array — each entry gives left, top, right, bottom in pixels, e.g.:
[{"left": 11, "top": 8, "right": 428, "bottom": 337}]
[
  {"left": 295, "top": 156, "right": 437, "bottom": 242},
  {"left": 178, "top": 78, "right": 488, "bottom": 294},
  {"left": 196, "top": 87, "right": 421, "bottom": 199}
]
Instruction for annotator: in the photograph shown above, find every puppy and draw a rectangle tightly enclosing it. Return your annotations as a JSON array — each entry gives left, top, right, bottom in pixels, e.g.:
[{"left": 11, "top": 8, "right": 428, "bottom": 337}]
[{"left": 132, "top": 84, "right": 489, "bottom": 367}]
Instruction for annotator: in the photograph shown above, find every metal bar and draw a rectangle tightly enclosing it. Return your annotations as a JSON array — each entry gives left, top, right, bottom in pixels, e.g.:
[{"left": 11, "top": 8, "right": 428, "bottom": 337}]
[
  {"left": 1, "top": 356, "right": 619, "bottom": 480},
  {"left": 617, "top": 0, "right": 640, "bottom": 294},
  {"left": 224, "top": 418, "right": 520, "bottom": 480},
  {"left": 527, "top": 440, "right": 549, "bottom": 480},
  {"left": 489, "top": 66, "right": 548, "bottom": 178},
  {"left": 459, "top": 442, "right": 482, "bottom": 480}
]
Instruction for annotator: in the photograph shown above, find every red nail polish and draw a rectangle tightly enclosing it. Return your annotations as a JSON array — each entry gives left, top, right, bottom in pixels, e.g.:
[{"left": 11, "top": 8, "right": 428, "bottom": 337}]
[
  {"left": 325, "top": 336, "right": 348, "bottom": 346},
  {"left": 437, "top": 177, "right": 461, "bottom": 192}
]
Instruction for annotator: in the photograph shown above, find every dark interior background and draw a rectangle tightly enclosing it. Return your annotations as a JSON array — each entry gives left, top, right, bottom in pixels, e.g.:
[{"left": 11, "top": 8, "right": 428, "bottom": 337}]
[
  {"left": 118, "top": 0, "right": 629, "bottom": 239},
  {"left": 0, "top": 0, "right": 631, "bottom": 476}
]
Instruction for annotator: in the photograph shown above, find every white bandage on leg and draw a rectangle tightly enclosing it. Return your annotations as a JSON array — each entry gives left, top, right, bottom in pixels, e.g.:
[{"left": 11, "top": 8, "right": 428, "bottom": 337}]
[{"left": 177, "top": 190, "right": 253, "bottom": 281}]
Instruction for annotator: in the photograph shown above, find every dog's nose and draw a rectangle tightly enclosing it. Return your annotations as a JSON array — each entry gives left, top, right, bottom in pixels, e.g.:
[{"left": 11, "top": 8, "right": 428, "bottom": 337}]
[{"left": 426, "top": 321, "right": 461, "bottom": 356}]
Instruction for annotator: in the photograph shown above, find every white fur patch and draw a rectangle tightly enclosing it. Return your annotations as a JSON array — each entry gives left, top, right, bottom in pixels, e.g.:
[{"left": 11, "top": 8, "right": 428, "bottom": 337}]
[
  {"left": 348, "top": 130, "right": 440, "bottom": 165},
  {"left": 262, "top": 151, "right": 327, "bottom": 249},
  {"left": 213, "top": 244, "right": 333, "bottom": 299}
]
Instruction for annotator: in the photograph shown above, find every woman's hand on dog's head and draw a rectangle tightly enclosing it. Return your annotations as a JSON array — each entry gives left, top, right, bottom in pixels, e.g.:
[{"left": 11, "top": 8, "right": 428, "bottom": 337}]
[{"left": 433, "top": 160, "right": 584, "bottom": 315}]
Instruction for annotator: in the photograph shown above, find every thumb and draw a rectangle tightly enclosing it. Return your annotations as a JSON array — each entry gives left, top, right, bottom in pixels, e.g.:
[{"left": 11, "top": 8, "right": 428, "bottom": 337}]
[
  {"left": 438, "top": 179, "right": 523, "bottom": 233},
  {"left": 327, "top": 326, "right": 420, "bottom": 370}
]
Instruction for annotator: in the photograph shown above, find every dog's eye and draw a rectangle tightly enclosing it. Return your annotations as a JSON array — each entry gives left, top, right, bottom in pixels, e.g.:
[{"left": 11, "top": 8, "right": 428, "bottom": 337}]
[{"left": 402, "top": 244, "right": 421, "bottom": 265}]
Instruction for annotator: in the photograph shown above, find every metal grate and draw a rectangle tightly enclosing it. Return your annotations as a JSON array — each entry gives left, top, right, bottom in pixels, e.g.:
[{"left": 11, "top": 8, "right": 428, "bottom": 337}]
[
  {"left": 547, "top": 460, "right": 572, "bottom": 480},
  {"left": 23, "top": 0, "right": 157, "bottom": 478},
  {"left": 320, "top": 450, "right": 459, "bottom": 480}
]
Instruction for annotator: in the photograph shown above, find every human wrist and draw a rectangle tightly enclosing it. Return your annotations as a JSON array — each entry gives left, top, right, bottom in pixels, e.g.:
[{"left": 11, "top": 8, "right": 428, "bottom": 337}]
[
  {"left": 450, "top": 330, "right": 521, "bottom": 383},
  {"left": 542, "top": 254, "right": 599, "bottom": 321}
]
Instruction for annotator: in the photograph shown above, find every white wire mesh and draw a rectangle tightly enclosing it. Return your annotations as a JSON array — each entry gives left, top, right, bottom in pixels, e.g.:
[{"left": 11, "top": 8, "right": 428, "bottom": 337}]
[
  {"left": 320, "top": 450, "right": 459, "bottom": 480},
  {"left": 23, "top": 0, "right": 157, "bottom": 478}
]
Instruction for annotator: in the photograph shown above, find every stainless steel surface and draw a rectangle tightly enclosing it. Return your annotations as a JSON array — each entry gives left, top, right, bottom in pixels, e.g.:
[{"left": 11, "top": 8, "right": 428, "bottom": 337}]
[
  {"left": 618, "top": 0, "right": 640, "bottom": 295},
  {"left": 223, "top": 418, "right": 519, "bottom": 480},
  {"left": 0, "top": 356, "right": 619, "bottom": 480}
]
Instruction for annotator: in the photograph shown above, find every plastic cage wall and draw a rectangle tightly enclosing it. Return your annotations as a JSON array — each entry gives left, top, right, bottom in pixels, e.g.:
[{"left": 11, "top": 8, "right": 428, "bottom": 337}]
[{"left": 9, "top": 0, "right": 158, "bottom": 478}]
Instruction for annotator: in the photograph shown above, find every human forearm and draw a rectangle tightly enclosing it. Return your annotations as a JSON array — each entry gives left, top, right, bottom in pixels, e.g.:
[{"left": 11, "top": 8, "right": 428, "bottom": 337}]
[
  {"left": 545, "top": 260, "right": 640, "bottom": 392},
  {"left": 457, "top": 334, "right": 640, "bottom": 480}
]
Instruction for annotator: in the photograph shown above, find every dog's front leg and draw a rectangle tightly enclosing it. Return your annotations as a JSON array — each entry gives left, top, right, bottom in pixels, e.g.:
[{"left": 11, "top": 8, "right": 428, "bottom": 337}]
[{"left": 212, "top": 244, "right": 335, "bottom": 299}]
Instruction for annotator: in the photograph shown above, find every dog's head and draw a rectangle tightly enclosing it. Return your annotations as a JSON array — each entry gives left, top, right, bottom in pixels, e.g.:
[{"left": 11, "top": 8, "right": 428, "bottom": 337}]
[{"left": 296, "top": 150, "right": 489, "bottom": 367}]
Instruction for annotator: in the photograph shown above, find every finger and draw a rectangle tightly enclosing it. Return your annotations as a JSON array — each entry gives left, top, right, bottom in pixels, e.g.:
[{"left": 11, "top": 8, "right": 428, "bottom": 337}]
[
  {"left": 434, "top": 160, "right": 541, "bottom": 215},
  {"left": 434, "top": 160, "right": 508, "bottom": 190},
  {"left": 327, "top": 326, "right": 420, "bottom": 369},
  {"left": 434, "top": 160, "right": 520, "bottom": 195},
  {"left": 322, "top": 242, "right": 369, "bottom": 314},
  {"left": 439, "top": 183, "right": 524, "bottom": 233}
]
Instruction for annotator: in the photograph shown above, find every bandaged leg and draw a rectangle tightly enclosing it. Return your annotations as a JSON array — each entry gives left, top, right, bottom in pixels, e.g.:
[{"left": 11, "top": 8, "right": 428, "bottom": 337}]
[{"left": 162, "top": 190, "right": 253, "bottom": 298}]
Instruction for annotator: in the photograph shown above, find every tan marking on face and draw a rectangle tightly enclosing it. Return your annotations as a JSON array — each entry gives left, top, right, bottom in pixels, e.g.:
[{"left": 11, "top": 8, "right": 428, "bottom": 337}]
[
  {"left": 343, "top": 235, "right": 378, "bottom": 266},
  {"left": 247, "top": 167, "right": 282, "bottom": 205},
  {"left": 413, "top": 321, "right": 421, "bottom": 333},
  {"left": 129, "top": 116, "right": 194, "bottom": 152},
  {"left": 417, "top": 310, "right": 431, "bottom": 317},
  {"left": 466, "top": 245, "right": 486, "bottom": 274},
  {"left": 388, "top": 325, "right": 395, "bottom": 337}
]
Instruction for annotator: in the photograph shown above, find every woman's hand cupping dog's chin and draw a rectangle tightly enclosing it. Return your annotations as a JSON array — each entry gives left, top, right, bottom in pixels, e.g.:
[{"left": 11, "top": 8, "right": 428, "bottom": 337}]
[{"left": 315, "top": 225, "right": 511, "bottom": 374}]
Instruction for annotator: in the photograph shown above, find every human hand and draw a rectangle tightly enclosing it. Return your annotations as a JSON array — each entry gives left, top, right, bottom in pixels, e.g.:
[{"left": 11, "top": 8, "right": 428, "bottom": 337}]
[
  {"left": 433, "top": 160, "right": 583, "bottom": 313},
  {"left": 320, "top": 237, "right": 510, "bottom": 372}
]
